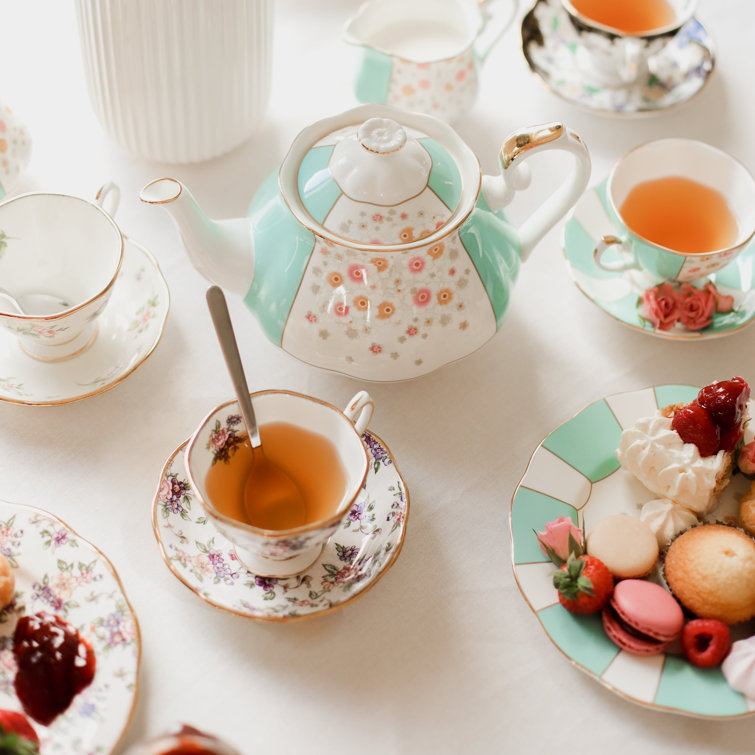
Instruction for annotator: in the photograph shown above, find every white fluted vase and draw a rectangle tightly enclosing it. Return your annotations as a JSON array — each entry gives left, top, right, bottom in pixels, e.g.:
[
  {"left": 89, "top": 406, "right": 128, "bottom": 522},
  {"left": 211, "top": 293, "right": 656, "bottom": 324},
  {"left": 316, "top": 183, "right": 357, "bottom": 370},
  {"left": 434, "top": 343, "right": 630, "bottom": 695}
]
[{"left": 75, "top": 0, "right": 273, "bottom": 163}]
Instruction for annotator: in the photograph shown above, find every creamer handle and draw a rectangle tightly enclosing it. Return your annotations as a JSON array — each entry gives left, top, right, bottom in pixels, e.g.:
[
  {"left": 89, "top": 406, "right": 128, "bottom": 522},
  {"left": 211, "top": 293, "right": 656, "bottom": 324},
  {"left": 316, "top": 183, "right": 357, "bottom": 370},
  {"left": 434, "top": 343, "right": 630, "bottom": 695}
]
[
  {"left": 475, "top": 0, "right": 519, "bottom": 61},
  {"left": 481, "top": 123, "right": 591, "bottom": 262}
]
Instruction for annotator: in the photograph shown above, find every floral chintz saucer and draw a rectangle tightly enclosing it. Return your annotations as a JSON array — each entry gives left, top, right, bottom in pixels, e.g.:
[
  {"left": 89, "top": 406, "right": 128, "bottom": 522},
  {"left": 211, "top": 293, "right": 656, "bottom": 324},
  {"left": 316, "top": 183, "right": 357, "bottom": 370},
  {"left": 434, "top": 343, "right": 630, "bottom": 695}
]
[
  {"left": 0, "top": 236, "right": 169, "bottom": 405},
  {"left": 152, "top": 430, "right": 409, "bottom": 622},
  {"left": 563, "top": 179, "right": 755, "bottom": 340},
  {"left": 0, "top": 499, "right": 141, "bottom": 751},
  {"left": 521, "top": 0, "right": 714, "bottom": 116},
  {"left": 510, "top": 386, "right": 755, "bottom": 719}
]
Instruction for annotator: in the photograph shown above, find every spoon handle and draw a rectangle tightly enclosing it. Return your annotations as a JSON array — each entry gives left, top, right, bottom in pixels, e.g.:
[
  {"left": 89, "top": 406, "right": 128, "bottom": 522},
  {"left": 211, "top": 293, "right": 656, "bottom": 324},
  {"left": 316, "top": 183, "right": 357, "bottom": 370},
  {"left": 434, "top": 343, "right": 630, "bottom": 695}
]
[{"left": 206, "top": 285, "right": 261, "bottom": 448}]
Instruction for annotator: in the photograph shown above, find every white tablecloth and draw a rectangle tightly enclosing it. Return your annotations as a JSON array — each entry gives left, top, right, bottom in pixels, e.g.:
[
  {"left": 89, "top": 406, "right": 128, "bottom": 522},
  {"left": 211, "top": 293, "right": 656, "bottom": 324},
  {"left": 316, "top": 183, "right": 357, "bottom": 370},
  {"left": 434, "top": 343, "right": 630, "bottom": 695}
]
[{"left": 0, "top": 1, "right": 754, "bottom": 752}]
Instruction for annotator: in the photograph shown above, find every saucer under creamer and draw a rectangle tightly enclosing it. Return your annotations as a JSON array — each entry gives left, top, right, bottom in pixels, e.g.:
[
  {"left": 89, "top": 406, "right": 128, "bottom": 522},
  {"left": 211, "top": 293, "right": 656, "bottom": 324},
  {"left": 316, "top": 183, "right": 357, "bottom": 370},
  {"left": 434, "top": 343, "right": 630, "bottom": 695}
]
[
  {"left": 562, "top": 180, "right": 755, "bottom": 339},
  {"left": 521, "top": 0, "right": 714, "bottom": 116},
  {"left": 152, "top": 430, "right": 409, "bottom": 621},
  {"left": 0, "top": 236, "right": 169, "bottom": 405}
]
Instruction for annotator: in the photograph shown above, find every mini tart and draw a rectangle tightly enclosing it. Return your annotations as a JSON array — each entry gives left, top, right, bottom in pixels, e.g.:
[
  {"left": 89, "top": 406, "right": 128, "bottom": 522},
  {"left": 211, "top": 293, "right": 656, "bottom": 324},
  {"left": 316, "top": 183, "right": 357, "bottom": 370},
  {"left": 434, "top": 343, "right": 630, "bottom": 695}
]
[
  {"left": 0, "top": 553, "right": 14, "bottom": 609},
  {"left": 738, "top": 480, "right": 755, "bottom": 536},
  {"left": 663, "top": 523, "right": 755, "bottom": 624}
]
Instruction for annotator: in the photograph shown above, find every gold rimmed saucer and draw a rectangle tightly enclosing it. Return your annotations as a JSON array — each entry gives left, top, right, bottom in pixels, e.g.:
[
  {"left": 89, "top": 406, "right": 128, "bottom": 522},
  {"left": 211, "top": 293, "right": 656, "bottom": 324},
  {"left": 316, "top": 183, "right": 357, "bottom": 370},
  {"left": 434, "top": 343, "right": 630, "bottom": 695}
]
[
  {"left": 0, "top": 236, "right": 169, "bottom": 405},
  {"left": 152, "top": 430, "right": 409, "bottom": 622}
]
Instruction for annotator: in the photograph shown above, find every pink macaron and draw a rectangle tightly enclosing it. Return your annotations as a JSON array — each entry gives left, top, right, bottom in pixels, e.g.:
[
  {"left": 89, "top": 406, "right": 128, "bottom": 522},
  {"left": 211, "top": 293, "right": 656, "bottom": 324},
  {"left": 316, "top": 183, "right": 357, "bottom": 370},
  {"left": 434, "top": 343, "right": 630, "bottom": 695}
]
[{"left": 601, "top": 579, "right": 684, "bottom": 655}]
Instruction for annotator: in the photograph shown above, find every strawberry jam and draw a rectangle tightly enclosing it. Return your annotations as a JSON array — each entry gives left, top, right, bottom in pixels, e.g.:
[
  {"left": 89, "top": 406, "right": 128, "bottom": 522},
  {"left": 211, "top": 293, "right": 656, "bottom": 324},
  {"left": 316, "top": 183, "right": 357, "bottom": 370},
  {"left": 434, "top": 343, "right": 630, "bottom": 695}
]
[{"left": 12, "top": 612, "right": 96, "bottom": 725}]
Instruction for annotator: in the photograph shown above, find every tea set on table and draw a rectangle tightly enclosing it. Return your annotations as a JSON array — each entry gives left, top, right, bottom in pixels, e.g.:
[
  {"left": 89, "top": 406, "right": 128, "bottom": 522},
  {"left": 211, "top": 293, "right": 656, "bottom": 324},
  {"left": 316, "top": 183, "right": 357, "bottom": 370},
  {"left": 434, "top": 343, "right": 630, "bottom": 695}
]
[{"left": 0, "top": 0, "right": 754, "bottom": 749}]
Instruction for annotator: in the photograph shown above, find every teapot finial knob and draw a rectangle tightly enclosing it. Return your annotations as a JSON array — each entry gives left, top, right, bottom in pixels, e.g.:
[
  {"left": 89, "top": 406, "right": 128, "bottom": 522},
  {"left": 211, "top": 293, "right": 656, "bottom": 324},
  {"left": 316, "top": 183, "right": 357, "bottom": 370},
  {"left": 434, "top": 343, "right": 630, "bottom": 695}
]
[{"left": 357, "top": 118, "right": 406, "bottom": 155}]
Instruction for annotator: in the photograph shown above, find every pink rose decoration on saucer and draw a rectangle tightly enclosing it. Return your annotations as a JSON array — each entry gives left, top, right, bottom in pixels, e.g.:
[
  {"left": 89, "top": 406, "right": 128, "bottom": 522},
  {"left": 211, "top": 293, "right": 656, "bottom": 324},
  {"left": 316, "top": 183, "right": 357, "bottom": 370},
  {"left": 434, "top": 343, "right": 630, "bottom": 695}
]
[
  {"left": 739, "top": 441, "right": 755, "bottom": 476},
  {"left": 642, "top": 283, "right": 681, "bottom": 331},
  {"left": 535, "top": 515, "right": 584, "bottom": 567},
  {"left": 640, "top": 281, "right": 734, "bottom": 332},
  {"left": 678, "top": 283, "right": 716, "bottom": 330}
]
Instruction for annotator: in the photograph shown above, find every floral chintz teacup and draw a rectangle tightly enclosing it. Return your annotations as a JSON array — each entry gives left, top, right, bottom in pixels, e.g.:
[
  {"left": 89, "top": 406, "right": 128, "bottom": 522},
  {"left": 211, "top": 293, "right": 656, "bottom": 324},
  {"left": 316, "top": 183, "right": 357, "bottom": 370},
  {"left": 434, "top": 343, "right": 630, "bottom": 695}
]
[
  {"left": 344, "top": 0, "right": 517, "bottom": 123},
  {"left": 185, "top": 390, "right": 374, "bottom": 578},
  {"left": 561, "top": 0, "right": 697, "bottom": 86},
  {"left": 0, "top": 184, "right": 123, "bottom": 361},
  {"left": 593, "top": 139, "right": 755, "bottom": 284}
]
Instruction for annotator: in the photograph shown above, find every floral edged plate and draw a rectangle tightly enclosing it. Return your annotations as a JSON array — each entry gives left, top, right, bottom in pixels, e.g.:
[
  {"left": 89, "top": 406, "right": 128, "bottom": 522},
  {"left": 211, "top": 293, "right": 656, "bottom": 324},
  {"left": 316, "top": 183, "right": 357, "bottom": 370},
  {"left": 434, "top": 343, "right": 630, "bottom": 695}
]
[
  {"left": 0, "top": 235, "right": 169, "bottom": 405},
  {"left": 0, "top": 499, "right": 140, "bottom": 751},
  {"left": 510, "top": 386, "right": 755, "bottom": 719},
  {"left": 152, "top": 431, "right": 408, "bottom": 622},
  {"left": 563, "top": 180, "right": 755, "bottom": 339},
  {"left": 521, "top": 0, "right": 714, "bottom": 116}
]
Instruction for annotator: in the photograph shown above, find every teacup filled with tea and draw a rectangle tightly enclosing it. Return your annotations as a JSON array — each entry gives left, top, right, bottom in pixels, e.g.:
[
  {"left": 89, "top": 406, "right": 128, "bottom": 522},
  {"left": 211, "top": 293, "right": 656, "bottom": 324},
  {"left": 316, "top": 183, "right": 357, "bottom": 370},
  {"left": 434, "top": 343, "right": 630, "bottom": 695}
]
[
  {"left": 561, "top": 0, "right": 697, "bottom": 85},
  {"left": 0, "top": 184, "right": 123, "bottom": 361},
  {"left": 185, "top": 390, "right": 374, "bottom": 577},
  {"left": 593, "top": 138, "right": 755, "bottom": 283}
]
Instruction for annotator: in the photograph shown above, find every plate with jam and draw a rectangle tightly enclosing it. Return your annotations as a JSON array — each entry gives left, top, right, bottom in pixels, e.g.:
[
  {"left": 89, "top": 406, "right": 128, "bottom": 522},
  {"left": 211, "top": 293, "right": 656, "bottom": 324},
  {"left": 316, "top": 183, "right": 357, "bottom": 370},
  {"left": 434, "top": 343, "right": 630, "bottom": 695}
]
[{"left": 0, "top": 499, "right": 140, "bottom": 753}]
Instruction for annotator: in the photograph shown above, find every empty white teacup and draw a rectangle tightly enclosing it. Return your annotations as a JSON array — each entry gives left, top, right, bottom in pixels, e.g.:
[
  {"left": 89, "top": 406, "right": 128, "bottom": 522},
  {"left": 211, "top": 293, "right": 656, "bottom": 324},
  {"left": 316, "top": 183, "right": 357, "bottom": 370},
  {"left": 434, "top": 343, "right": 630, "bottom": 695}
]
[
  {"left": 593, "top": 139, "right": 755, "bottom": 283},
  {"left": 185, "top": 390, "right": 374, "bottom": 578},
  {"left": 561, "top": 0, "right": 697, "bottom": 86},
  {"left": 0, "top": 184, "right": 123, "bottom": 360}
]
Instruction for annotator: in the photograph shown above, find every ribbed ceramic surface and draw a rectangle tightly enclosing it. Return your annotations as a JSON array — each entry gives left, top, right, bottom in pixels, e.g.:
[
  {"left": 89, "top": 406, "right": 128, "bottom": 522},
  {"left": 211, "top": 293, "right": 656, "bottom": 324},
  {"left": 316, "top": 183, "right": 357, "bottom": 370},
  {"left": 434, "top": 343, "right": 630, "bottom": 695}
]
[{"left": 75, "top": 0, "right": 273, "bottom": 163}]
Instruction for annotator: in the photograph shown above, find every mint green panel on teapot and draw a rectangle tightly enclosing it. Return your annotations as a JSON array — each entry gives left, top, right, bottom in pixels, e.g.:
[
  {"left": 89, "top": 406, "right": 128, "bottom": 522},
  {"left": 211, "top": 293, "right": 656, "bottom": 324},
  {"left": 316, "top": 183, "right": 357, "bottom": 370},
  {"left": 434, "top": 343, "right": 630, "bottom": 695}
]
[
  {"left": 244, "top": 169, "right": 315, "bottom": 345},
  {"left": 459, "top": 195, "right": 521, "bottom": 329}
]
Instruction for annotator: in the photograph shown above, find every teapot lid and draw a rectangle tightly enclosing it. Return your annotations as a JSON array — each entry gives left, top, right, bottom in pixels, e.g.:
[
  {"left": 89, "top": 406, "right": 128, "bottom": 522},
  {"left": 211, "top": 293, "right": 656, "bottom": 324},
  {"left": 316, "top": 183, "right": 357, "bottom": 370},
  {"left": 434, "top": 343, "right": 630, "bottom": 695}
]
[{"left": 279, "top": 105, "right": 481, "bottom": 250}]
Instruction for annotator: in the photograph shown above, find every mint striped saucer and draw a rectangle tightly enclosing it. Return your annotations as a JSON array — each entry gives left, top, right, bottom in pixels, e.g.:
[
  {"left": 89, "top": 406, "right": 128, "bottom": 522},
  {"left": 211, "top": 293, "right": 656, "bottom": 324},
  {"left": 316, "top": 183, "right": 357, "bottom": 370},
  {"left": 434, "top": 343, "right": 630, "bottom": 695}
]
[
  {"left": 511, "top": 385, "right": 755, "bottom": 719},
  {"left": 563, "top": 180, "right": 755, "bottom": 340}
]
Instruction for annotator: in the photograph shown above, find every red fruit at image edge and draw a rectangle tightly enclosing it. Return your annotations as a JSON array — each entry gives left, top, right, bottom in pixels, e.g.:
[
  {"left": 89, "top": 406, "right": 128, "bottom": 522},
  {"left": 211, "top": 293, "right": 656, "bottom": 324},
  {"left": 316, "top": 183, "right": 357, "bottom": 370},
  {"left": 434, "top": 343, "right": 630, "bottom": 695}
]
[
  {"left": 553, "top": 554, "right": 614, "bottom": 615},
  {"left": 680, "top": 618, "right": 732, "bottom": 667},
  {"left": 697, "top": 377, "right": 751, "bottom": 430},
  {"left": 0, "top": 708, "right": 39, "bottom": 754},
  {"left": 671, "top": 404, "right": 720, "bottom": 457}
]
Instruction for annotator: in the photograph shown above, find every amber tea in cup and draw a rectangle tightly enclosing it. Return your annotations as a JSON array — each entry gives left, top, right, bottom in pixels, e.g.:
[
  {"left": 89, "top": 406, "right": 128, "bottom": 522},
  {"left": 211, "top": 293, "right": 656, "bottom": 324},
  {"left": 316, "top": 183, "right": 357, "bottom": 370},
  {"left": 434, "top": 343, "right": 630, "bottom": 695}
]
[
  {"left": 568, "top": 0, "right": 676, "bottom": 34},
  {"left": 619, "top": 176, "right": 739, "bottom": 255},
  {"left": 592, "top": 138, "right": 755, "bottom": 283},
  {"left": 185, "top": 389, "right": 373, "bottom": 577},
  {"left": 204, "top": 422, "right": 347, "bottom": 531}
]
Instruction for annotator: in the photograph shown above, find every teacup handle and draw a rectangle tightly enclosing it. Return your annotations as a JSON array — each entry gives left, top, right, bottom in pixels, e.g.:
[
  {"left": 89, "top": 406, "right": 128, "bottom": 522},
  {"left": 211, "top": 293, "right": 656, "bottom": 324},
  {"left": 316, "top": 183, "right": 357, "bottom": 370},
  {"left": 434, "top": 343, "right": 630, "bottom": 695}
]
[
  {"left": 475, "top": 0, "right": 519, "bottom": 62},
  {"left": 95, "top": 181, "right": 120, "bottom": 218},
  {"left": 481, "top": 122, "right": 591, "bottom": 261},
  {"left": 593, "top": 234, "right": 640, "bottom": 273},
  {"left": 343, "top": 390, "right": 374, "bottom": 436}
]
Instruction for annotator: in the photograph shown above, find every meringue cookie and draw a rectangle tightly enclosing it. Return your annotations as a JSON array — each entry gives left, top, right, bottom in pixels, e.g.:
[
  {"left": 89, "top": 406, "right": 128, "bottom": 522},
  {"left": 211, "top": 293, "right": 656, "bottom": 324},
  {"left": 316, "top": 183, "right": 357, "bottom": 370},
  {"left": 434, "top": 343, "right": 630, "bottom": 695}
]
[
  {"left": 640, "top": 498, "right": 699, "bottom": 548},
  {"left": 722, "top": 636, "right": 755, "bottom": 701},
  {"left": 616, "top": 415, "right": 729, "bottom": 515}
]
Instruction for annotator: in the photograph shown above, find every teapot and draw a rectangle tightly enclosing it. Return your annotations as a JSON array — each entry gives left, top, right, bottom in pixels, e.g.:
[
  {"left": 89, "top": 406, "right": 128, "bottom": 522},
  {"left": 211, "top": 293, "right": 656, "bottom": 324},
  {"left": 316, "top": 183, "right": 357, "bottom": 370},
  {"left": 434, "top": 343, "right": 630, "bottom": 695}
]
[{"left": 141, "top": 105, "right": 590, "bottom": 382}]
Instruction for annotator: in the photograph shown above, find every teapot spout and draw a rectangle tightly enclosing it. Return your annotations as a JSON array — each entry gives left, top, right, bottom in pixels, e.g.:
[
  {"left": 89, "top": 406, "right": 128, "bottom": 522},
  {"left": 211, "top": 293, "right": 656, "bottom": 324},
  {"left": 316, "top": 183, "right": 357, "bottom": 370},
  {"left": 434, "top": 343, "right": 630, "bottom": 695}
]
[{"left": 140, "top": 178, "right": 254, "bottom": 296}]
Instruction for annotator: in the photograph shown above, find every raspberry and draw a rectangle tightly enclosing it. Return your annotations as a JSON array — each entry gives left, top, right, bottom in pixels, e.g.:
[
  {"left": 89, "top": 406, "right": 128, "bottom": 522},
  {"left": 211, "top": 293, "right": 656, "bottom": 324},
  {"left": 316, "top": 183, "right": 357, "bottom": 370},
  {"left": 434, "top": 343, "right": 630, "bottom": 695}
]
[
  {"left": 671, "top": 404, "right": 720, "bottom": 456},
  {"left": 680, "top": 618, "right": 731, "bottom": 667},
  {"left": 697, "top": 377, "right": 750, "bottom": 430}
]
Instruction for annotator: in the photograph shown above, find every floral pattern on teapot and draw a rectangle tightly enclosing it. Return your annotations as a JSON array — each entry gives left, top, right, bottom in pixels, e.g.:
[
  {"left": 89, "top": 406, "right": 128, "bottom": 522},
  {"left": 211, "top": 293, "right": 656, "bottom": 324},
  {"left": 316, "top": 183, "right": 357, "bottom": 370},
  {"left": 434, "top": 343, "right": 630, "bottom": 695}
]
[{"left": 283, "top": 232, "right": 497, "bottom": 380}]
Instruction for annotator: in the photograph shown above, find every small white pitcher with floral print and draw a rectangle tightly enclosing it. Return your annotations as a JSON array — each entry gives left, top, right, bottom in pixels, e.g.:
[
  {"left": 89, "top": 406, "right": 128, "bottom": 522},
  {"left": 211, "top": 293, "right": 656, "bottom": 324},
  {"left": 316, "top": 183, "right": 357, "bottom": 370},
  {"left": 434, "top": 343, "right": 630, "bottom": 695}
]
[{"left": 344, "top": 0, "right": 518, "bottom": 123}]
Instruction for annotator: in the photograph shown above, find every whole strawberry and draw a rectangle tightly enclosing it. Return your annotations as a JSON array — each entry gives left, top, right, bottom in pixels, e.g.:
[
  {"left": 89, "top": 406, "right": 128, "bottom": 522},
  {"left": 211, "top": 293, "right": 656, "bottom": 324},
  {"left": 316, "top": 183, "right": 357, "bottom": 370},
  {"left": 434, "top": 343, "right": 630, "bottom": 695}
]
[
  {"left": 0, "top": 709, "right": 39, "bottom": 754},
  {"left": 553, "top": 554, "right": 614, "bottom": 615},
  {"left": 697, "top": 377, "right": 750, "bottom": 430},
  {"left": 671, "top": 404, "right": 720, "bottom": 457},
  {"left": 681, "top": 618, "right": 731, "bottom": 667}
]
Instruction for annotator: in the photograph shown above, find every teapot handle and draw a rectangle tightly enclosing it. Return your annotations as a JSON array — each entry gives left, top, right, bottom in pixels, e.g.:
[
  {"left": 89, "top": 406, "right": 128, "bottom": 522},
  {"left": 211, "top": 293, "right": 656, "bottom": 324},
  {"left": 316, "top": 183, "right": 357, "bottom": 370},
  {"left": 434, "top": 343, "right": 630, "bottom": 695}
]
[{"left": 481, "top": 123, "right": 591, "bottom": 262}]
